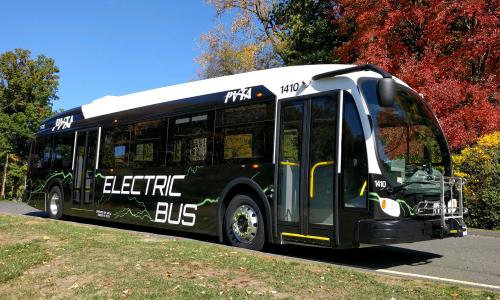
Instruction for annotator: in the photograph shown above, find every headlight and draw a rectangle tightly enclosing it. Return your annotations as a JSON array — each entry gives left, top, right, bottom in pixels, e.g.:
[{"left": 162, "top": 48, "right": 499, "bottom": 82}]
[{"left": 380, "top": 198, "right": 401, "bottom": 217}]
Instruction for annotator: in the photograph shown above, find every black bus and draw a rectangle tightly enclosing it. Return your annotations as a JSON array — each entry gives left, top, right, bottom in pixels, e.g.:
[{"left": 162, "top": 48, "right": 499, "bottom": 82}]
[{"left": 25, "top": 64, "right": 467, "bottom": 250}]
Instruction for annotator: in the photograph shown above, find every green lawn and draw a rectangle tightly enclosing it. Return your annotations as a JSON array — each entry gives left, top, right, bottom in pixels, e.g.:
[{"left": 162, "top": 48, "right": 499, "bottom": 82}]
[{"left": 0, "top": 214, "right": 497, "bottom": 299}]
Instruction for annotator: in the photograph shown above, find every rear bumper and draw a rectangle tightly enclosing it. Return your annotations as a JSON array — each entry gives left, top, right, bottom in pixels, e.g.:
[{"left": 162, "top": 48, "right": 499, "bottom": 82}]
[{"left": 358, "top": 218, "right": 467, "bottom": 245}]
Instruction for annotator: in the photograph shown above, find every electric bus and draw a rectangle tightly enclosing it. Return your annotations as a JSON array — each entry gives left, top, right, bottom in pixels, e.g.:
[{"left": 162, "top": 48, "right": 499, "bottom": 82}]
[{"left": 25, "top": 64, "right": 467, "bottom": 250}]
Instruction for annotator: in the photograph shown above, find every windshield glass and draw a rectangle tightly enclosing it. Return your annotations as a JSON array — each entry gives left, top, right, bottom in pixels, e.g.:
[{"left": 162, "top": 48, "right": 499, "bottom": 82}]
[{"left": 359, "top": 78, "right": 451, "bottom": 193}]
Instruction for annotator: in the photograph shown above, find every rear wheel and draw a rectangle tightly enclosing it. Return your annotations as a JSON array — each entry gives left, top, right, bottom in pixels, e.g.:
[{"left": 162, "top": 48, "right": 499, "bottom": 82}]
[
  {"left": 224, "top": 194, "right": 265, "bottom": 251},
  {"left": 47, "top": 186, "right": 63, "bottom": 219}
]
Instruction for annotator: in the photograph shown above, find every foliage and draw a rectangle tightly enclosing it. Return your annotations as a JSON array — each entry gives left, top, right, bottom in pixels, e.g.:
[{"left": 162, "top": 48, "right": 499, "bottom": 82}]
[
  {"left": 198, "top": 0, "right": 345, "bottom": 77},
  {"left": 453, "top": 132, "right": 500, "bottom": 230},
  {"left": 334, "top": 0, "right": 499, "bottom": 149},
  {"left": 271, "top": 0, "right": 345, "bottom": 65},
  {"left": 197, "top": 0, "right": 282, "bottom": 78},
  {"left": 0, "top": 49, "right": 59, "bottom": 200}
]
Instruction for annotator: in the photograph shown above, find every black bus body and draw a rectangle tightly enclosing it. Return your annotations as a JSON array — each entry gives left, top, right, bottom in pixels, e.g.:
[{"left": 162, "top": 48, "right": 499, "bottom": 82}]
[{"left": 25, "top": 65, "right": 467, "bottom": 250}]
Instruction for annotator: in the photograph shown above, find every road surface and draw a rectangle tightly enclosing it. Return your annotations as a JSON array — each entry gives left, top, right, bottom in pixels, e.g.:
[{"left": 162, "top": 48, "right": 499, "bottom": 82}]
[{"left": 1, "top": 201, "right": 499, "bottom": 291}]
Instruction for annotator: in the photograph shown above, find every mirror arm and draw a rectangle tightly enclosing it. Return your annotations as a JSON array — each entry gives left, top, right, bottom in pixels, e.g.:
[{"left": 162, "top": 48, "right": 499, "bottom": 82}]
[{"left": 311, "top": 64, "right": 392, "bottom": 81}]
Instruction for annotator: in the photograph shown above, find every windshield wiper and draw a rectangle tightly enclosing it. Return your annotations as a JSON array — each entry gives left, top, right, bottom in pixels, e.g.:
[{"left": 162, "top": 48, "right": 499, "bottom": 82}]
[{"left": 391, "top": 180, "right": 439, "bottom": 193}]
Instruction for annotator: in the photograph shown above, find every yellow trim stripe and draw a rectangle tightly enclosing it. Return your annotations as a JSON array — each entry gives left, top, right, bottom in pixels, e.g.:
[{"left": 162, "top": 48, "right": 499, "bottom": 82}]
[
  {"left": 280, "top": 161, "right": 300, "bottom": 166},
  {"left": 309, "top": 161, "right": 334, "bottom": 198},
  {"left": 360, "top": 180, "right": 367, "bottom": 196},
  {"left": 281, "top": 232, "right": 330, "bottom": 241}
]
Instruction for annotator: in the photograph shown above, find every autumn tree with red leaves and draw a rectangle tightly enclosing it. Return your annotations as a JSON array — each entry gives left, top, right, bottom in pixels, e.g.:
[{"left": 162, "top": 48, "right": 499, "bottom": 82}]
[{"left": 335, "top": 0, "right": 499, "bottom": 149}]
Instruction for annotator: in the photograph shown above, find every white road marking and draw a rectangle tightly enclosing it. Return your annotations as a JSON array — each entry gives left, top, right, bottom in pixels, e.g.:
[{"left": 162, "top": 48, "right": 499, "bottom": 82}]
[{"left": 376, "top": 269, "right": 500, "bottom": 290}]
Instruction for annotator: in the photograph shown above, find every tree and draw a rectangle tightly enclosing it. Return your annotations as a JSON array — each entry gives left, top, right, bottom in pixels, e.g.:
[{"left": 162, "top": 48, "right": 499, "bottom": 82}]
[
  {"left": 334, "top": 0, "right": 499, "bottom": 149},
  {"left": 197, "top": 0, "right": 282, "bottom": 78},
  {"left": 271, "top": 0, "right": 345, "bottom": 65},
  {"left": 453, "top": 131, "right": 500, "bottom": 229},
  {"left": 197, "top": 0, "right": 345, "bottom": 77},
  {"left": 0, "top": 48, "right": 59, "bottom": 199}
]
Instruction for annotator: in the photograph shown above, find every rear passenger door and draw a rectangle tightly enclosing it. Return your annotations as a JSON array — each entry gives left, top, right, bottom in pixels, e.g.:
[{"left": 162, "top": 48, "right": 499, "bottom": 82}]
[{"left": 72, "top": 129, "right": 99, "bottom": 210}]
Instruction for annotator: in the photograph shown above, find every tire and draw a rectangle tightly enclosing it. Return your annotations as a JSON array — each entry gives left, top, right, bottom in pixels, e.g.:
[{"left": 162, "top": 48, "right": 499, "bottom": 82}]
[
  {"left": 224, "top": 194, "right": 265, "bottom": 251},
  {"left": 46, "top": 186, "right": 63, "bottom": 219}
]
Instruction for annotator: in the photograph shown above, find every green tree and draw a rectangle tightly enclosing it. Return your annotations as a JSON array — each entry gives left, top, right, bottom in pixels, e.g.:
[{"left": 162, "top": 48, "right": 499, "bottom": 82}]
[
  {"left": 271, "top": 0, "right": 345, "bottom": 65},
  {"left": 453, "top": 132, "right": 500, "bottom": 230},
  {"left": 0, "top": 48, "right": 59, "bottom": 200},
  {"left": 197, "top": 0, "right": 283, "bottom": 78},
  {"left": 197, "top": 0, "right": 344, "bottom": 78}
]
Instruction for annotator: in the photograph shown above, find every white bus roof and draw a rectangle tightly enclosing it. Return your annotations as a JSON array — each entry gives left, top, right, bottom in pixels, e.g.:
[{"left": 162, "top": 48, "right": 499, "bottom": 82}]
[{"left": 81, "top": 64, "right": 405, "bottom": 119}]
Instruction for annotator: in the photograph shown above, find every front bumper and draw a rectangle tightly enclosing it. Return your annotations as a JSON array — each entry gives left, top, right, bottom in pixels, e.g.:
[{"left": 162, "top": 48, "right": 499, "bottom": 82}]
[{"left": 358, "top": 218, "right": 467, "bottom": 245}]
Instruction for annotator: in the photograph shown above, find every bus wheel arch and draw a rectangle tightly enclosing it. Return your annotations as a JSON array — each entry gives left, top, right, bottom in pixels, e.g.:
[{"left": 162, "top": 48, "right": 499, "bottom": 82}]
[
  {"left": 46, "top": 180, "right": 63, "bottom": 219},
  {"left": 217, "top": 178, "right": 272, "bottom": 246}
]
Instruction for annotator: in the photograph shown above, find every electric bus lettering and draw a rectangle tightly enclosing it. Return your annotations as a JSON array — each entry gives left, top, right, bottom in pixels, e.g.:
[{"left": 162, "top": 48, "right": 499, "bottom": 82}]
[
  {"left": 102, "top": 175, "right": 186, "bottom": 196},
  {"left": 154, "top": 202, "right": 197, "bottom": 226}
]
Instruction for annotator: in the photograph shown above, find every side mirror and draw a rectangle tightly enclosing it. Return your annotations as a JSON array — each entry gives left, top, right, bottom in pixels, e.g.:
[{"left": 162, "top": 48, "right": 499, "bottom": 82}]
[{"left": 377, "top": 77, "right": 396, "bottom": 107}]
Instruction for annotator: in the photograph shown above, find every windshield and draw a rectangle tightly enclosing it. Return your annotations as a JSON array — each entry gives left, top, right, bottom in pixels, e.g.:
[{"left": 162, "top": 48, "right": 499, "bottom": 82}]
[{"left": 359, "top": 78, "right": 451, "bottom": 193}]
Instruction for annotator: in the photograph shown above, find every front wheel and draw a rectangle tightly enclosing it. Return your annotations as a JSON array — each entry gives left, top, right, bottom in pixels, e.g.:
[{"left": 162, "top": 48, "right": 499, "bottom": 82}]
[
  {"left": 46, "top": 186, "right": 63, "bottom": 219},
  {"left": 224, "top": 194, "right": 265, "bottom": 251}
]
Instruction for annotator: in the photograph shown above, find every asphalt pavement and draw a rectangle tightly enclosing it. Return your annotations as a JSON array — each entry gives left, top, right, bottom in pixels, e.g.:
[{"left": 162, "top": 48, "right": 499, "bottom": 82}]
[{"left": 1, "top": 201, "right": 499, "bottom": 291}]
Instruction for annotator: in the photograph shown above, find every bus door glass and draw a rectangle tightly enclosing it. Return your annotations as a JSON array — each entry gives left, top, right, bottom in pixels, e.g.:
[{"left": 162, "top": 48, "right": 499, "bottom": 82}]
[
  {"left": 339, "top": 91, "right": 369, "bottom": 246},
  {"left": 277, "top": 92, "right": 338, "bottom": 243},
  {"left": 73, "top": 129, "right": 99, "bottom": 208}
]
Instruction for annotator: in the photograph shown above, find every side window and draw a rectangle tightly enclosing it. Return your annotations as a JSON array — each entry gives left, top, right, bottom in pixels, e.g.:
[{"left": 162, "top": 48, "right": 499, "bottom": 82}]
[
  {"left": 168, "top": 112, "right": 214, "bottom": 166},
  {"left": 214, "top": 102, "right": 274, "bottom": 164},
  {"left": 101, "top": 126, "right": 132, "bottom": 169},
  {"left": 31, "top": 136, "right": 52, "bottom": 170},
  {"left": 342, "top": 91, "right": 368, "bottom": 208},
  {"left": 52, "top": 133, "right": 74, "bottom": 169},
  {"left": 130, "top": 119, "right": 167, "bottom": 168}
]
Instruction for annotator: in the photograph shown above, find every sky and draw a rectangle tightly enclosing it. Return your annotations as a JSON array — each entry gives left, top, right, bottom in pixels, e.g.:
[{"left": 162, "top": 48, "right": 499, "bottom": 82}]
[{"left": 1, "top": 0, "right": 218, "bottom": 111}]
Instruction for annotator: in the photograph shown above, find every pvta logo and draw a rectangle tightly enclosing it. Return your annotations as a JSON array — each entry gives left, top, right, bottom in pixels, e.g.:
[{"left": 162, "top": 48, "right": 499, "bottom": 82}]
[
  {"left": 224, "top": 87, "right": 252, "bottom": 104},
  {"left": 52, "top": 115, "right": 74, "bottom": 131}
]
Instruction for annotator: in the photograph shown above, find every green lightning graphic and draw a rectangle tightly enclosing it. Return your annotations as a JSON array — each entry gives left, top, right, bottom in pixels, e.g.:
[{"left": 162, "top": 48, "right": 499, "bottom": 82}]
[
  {"left": 368, "top": 192, "right": 380, "bottom": 202},
  {"left": 186, "top": 165, "right": 204, "bottom": 176},
  {"left": 113, "top": 197, "right": 153, "bottom": 222},
  {"left": 26, "top": 171, "right": 73, "bottom": 205},
  {"left": 262, "top": 185, "right": 273, "bottom": 194},
  {"left": 196, "top": 197, "right": 219, "bottom": 207},
  {"left": 396, "top": 199, "right": 416, "bottom": 216},
  {"left": 250, "top": 172, "right": 260, "bottom": 180},
  {"left": 94, "top": 172, "right": 106, "bottom": 179},
  {"left": 95, "top": 193, "right": 112, "bottom": 210},
  {"left": 368, "top": 192, "right": 415, "bottom": 216}
]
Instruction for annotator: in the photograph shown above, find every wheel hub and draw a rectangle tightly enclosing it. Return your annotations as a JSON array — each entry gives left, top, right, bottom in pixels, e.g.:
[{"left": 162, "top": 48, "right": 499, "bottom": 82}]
[
  {"left": 231, "top": 205, "right": 258, "bottom": 244},
  {"left": 50, "top": 193, "right": 60, "bottom": 216}
]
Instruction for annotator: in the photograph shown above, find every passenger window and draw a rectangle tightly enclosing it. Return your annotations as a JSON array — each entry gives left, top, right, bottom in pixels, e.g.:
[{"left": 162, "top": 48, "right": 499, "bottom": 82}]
[
  {"left": 342, "top": 91, "right": 368, "bottom": 208},
  {"left": 168, "top": 112, "right": 214, "bottom": 166},
  {"left": 52, "top": 133, "right": 74, "bottom": 169},
  {"left": 214, "top": 102, "right": 274, "bottom": 164},
  {"left": 31, "top": 136, "right": 52, "bottom": 169},
  {"left": 130, "top": 119, "right": 167, "bottom": 168},
  {"left": 101, "top": 126, "right": 132, "bottom": 169}
]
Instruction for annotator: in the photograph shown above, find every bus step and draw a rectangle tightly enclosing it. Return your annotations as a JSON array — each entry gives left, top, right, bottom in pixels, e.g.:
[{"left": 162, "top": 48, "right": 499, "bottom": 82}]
[{"left": 280, "top": 232, "right": 331, "bottom": 247}]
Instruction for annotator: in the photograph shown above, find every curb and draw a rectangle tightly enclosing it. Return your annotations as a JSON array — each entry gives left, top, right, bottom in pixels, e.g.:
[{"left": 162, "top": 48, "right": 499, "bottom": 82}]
[{"left": 468, "top": 228, "right": 500, "bottom": 238}]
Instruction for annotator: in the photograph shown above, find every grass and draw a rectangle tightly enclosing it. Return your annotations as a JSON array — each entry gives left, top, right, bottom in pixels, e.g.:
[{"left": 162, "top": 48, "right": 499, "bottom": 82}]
[{"left": 0, "top": 214, "right": 497, "bottom": 299}]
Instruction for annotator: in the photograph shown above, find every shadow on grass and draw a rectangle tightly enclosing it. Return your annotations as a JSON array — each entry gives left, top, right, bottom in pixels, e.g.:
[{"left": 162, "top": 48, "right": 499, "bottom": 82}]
[
  {"left": 25, "top": 211, "right": 48, "bottom": 218},
  {"left": 22, "top": 208, "right": 441, "bottom": 272}
]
